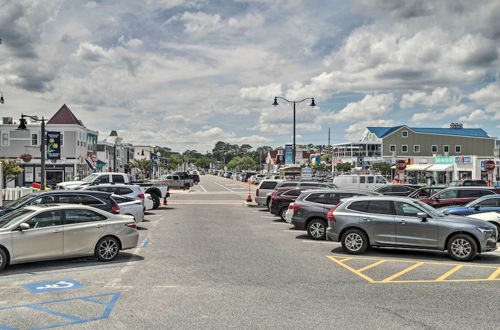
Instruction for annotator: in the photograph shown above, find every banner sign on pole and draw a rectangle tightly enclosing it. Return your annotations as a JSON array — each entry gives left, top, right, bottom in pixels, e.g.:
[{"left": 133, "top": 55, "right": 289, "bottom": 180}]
[
  {"left": 46, "top": 132, "right": 61, "bottom": 160},
  {"left": 285, "top": 144, "right": 293, "bottom": 165}
]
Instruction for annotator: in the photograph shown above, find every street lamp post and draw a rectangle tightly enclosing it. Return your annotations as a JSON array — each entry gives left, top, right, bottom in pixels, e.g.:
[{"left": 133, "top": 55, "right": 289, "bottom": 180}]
[
  {"left": 18, "top": 114, "right": 47, "bottom": 190},
  {"left": 273, "top": 96, "right": 316, "bottom": 164}
]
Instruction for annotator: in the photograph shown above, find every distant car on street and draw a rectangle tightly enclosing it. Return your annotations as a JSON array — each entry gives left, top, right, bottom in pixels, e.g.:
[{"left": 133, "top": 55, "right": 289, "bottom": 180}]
[
  {"left": 326, "top": 196, "right": 497, "bottom": 261},
  {"left": 439, "top": 195, "right": 500, "bottom": 216},
  {"left": 0, "top": 204, "right": 139, "bottom": 271}
]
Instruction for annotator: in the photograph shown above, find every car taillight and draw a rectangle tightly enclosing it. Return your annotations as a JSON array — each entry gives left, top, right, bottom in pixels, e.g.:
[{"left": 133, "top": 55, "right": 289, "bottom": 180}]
[
  {"left": 271, "top": 191, "right": 276, "bottom": 196},
  {"left": 125, "top": 223, "right": 137, "bottom": 229},
  {"left": 137, "top": 193, "right": 145, "bottom": 199},
  {"left": 111, "top": 205, "right": 120, "bottom": 213},
  {"left": 327, "top": 202, "right": 343, "bottom": 223},
  {"left": 288, "top": 204, "right": 301, "bottom": 211},
  {"left": 272, "top": 195, "right": 279, "bottom": 200},
  {"left": 256, "top": 189, "right": 259, "bottom": 197}
]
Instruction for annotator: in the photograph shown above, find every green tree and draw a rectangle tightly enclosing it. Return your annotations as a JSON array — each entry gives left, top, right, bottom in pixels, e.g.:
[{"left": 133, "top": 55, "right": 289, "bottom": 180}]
[
  {"left": 335, "top": 162, "right": 353, "bottom": 172},
  {"left": 0, "top": 159, "right": 24, "bottom": 187},
  {"left": 371, "top": 162, "right": 391, "bottom": 175},
  {"left": 129, "top": 159, "right": 152, "bottom": 177},
  {"left": 227, "top": 156, "right": 257, "bottom": 171},
  {"left": 195, "top": 157, "right": 211, "bottom": 169}
]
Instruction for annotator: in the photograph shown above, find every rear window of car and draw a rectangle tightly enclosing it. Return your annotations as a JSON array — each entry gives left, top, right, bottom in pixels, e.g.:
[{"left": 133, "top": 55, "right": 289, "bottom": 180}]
[
  {"left": 347, "top": 200, "right": 369, "bottom": 212},
  {"left": 283, "top": 189, "right": 302, "bottom": 197},
  {"left": 366, "top": 201, "right": 394, "bottom": 214},
  {"left": 260, "top": 181, "right": 277, "bottom": 190},
  {"left": 112, "top": 175, "right": 126, "bottom": 183},
  {"left": 278, "top": 182, "right": 297, "bottom": 188},
  {"left": 458, "top": 189, "right": 493, "bottom": 198},
  {"left": 305, "top": 193, "right": 329, "bottom": 204}
]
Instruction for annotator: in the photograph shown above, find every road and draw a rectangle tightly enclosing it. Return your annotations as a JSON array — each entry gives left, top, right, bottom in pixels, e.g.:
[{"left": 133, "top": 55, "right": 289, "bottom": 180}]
[{"left": 1, "top": 175, "right": 499, "bottom": 329}]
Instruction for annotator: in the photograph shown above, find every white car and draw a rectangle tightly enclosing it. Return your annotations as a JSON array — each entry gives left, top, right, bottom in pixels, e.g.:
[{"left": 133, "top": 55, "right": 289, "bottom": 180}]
[
  {"left": 144, "top": 193, "right": 154, "bottom": 211},
  {"left": 112, "top": 195, "right": 144, "bottom": 223},
  {"left": 467, "top": 212, "right": 500, "bottom": 238}
]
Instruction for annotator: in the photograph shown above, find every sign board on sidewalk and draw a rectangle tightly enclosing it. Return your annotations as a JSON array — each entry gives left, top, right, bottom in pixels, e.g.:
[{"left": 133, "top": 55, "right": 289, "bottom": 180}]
[
  {"left": 486, "top": 160, "right": 495, "bottom": 172},
  {"left": 396, "top": 160, "right": 406, "bottom": 171},
  {"left": 301, "top": 167, "right": 313, "bottom": 180}
]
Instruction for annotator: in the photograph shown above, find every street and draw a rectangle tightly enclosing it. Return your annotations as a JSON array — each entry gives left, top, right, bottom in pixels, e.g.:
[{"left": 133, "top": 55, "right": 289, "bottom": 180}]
[{"left": 1, "top": 175, "right": 500, "bottom": 329}]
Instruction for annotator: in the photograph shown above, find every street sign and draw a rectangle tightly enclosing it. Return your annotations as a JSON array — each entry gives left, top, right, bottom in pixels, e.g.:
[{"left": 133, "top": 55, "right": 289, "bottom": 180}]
[
  {"left": 396, "top": 160, "right": 406, "bottom": 171},
  {"left": 486, "top": 160, "right": 495, "bottom": 172},
  {"left": 301, "top": 167, "right": 313, "bottom": 180}
]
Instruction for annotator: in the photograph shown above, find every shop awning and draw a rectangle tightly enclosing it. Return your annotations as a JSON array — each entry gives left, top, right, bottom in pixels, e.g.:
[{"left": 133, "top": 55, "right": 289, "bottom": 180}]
[
  {"left": 427, "top": 164, "right": 453, "bottom": 171},
  {"left": 405, "top": 164, "right": 431, "bottom": 171}
]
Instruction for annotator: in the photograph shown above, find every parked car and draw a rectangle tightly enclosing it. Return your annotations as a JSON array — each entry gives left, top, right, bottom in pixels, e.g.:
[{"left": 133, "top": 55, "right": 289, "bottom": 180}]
[
  {"left": 408, "top": 186, "right": 446, "bottom": 199},
  {"left": 112, "top": 195, "right": 144, "bottom": 223},
  {"left": 419, "top": 187, "right": 500, "bottom": 208},
  {"left": 172, "top": 172, "right": 194, "bottom": 188},
  {"left": 144, "top": 193, "right": 154, "bottom": 211},
  {"left": 255, "top": 179, "right": 282, "bottom": 208},
  {"left": 0, "top": 191, "right": 120, "bottom": 216},
  {"left": 241, "top": 172, "right": 257, "bottom": 183},
  {"left": 326, "top": 196, "right": 497, "bottom": 261},
  {"left": 189, "top": 174, "right": 200, "bottom": 184},
  {"left": 374, "top": 184, "right": 419, "bottom": 196},
  {"left": 332, "top": 174, "right": 388, "bottom": 190},
  {"left": 439, "top": 195, "right": 500, "bottom": 216},
  {"left": 225, "top": 172, "right": 233, "bottom": 179},
  {"left": 467, "top": 212, "right": 500, "bottom": 239},
  {"left": 79, "top": 184, "right": 145, "bottom": 204},
  {"left": 270, "top": 188, "right": 321, "bottom": 220},
  {"left": 449, "top": 180, "right": 488, "bottom": 187},
  {"left": 0, "top": 204, "right": 139, "bottom": 271},
  {"left": 287, "top": 189, "right": 380, "bottom": 240}
]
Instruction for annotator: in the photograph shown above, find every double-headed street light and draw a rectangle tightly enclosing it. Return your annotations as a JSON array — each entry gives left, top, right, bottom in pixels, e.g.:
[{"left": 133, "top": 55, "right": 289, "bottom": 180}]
[
  {"left": 273, "top": 96, "right": 316, "bottom": 164},
  {"left": 18, "top": 114, "right": 47, "bottom": 190}
]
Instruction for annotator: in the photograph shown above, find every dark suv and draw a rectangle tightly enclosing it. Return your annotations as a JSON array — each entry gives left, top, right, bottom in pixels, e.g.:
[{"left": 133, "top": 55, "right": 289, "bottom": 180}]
[
  {"left": 449, "top": 180, "right": 487, "bottom": 187},
  {"left": 269, "top": 188, "right": 322, "bottom": 220},
  {"left": 375, "top": 184, "right": 419, "bottom": 196},
  {"left": 289, "top": 189, "right": 379, "bottom": 240},
  {"left": 0, "top": 191, "right": 120, "bottom": 216},
  {"left": 420, "top": 187, "right": 500, "bottom": 208}
]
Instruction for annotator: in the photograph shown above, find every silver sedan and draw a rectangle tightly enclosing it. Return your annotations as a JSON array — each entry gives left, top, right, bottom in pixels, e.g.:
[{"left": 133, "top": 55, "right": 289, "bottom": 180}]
[{"left": 0, "top": 204, "right": 139, "bottom": 271}]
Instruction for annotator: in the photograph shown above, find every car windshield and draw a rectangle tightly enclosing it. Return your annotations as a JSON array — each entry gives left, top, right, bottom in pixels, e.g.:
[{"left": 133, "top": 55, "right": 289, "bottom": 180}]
[
  {"left": 82, "top": 173, "right": 100, "bottom": 182},
  {"left": 3, "top": 193, "right": 35, "bottom": 209},
  {"left": 0, "top": 209, "right": 36, "bottom": 228},
  {"left": 413, "top": 200, "right": 445, "bottom": 217}
]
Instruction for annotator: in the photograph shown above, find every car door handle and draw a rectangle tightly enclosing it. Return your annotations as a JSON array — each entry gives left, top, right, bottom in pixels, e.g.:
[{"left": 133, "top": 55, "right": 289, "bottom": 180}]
[
  {"left": 52, "top": 229, "right": 61, "bottom": 233},
  {"left": 399, "top": 220, "right": 406, "bottom": 224},
  {"left": 96, "top": 224, "right": 104, "bottom": 228},
  {"left": 361, "top": 218, "right": 371, "bottom": 222}
]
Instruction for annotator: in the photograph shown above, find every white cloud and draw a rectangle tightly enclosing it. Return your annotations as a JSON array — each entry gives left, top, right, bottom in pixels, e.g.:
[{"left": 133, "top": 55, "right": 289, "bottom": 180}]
[
  {"left": 335, "top": 94, "right": 395, "bottom": 121},
  {"left": 469, "top": 83, "right": 500, "bottom": 104},
  {"left": 344, "top": 119, "right": 396, "bottom": 141},
  {"left": 411, "top": 104, "right": 470, "bottom": 122},
  {"left": 400, "top": 87, "right": 460, "bottom": 109},
  {"left": 169, "top": 11, "right": 223, "bottom": 33},
  {"left": 459, "top": 109, "right": 489, "bottom": 122},
  {"left": 240, "top": 83, "right": 282, "bottom": 101},
  {"left": 75, "top": 42, "right": 111, "bottom": 62}
]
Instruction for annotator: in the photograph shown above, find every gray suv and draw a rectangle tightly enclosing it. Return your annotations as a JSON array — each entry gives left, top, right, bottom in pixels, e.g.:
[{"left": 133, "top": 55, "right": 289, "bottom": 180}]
[
  {"left": 326, "top": 196, "right": 497, "bottom": 261},
  {"left": 289, "top": 189, "right": 379, "bottom": 240}
]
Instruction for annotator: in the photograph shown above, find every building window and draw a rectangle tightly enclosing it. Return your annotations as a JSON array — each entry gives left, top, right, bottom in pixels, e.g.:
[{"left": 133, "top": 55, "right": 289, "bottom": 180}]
[
  {"left": 1, "top": 132, "right": 9, "bottom": 146},
  {"left": 414, "top": 145, "right": 420, "bottom": 153},
  {"left": 431, "top": 145, "right": 438, "bottom": 153},
  {"left": 402, "top": 145, "right": 408, "bottom": 153},
  {"left": 443, "top": 145, "right": 450, "bottom": 153},
  {"left": 389, "top": 145, "right": 396, "bottom": 152},
  {"left": 455, "top": 145, "right": 461, "bottom": 153},
  {"left": 60, "top": 133, "right": 64, "bottom": 146},
  {"left": 402, "top": 130, "right": 408, "bottom": 137},
  {"left": 31, "top": 133, "right": 38, "bottom": 146}
]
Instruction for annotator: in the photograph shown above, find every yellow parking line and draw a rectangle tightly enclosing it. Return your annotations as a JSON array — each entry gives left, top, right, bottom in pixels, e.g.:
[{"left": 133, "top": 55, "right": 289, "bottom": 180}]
[
  {"left": 356, "top": 260, "right": 386, "bottom": 272},
  {"left": 381, "top": 262, "right": 424, "bottom": 283},
  {"left": 487, "top": 267, "right": 500, "bottom": 280},
  {"left": 326, "top": 256, "right": 375, "bottom": 283},
  {"left": 338, "top": 257, "right": 352, "bottom": 263},
  {"left": 435, "top": 265, "right": 463, "bottom": 281}
]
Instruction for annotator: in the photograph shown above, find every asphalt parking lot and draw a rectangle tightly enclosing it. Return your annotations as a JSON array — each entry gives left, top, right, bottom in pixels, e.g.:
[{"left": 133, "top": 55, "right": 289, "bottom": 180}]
[{"left": 1, "top": 175, "right": 499, "bottom": 329}]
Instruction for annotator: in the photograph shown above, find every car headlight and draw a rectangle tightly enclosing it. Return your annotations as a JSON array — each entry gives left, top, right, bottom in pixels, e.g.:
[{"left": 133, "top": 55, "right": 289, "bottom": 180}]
[{"left": 476, "top": 227, "right": 494, "bottom": 234}]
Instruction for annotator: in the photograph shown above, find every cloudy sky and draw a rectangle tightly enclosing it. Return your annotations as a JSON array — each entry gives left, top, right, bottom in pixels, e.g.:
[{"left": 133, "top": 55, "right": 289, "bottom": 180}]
[{"left": 1, "top": 0, "right": 500, "bottom": 152}]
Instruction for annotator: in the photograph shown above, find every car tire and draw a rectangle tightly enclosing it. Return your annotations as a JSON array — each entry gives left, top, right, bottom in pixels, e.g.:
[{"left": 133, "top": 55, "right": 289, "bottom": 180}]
[
  {"left": 341, "top": 229, "right": 368, "bottom": 254},
  {"left": 0, "top": 249, "right": 7, "bottom": 272},
  {"left": 279, "top": 207, "right": 288, "bottom": 221},
  {"left": 447, "top": 234, "right": 477, "bottom": 261},
  {"left": 95, "top": 236, "right": 120, "bottom": 262},
  {"left": 152, "top": 195, "right": 160, "bottom": 209},
  {"left": 307, "top": 219, "right": 327, "bottom": 240},
  {"left": 490, "top": 222, "right": 500, "bottom": 242},
  {"left": 266, "top": 198, "right": 271, "bottom": 211}
]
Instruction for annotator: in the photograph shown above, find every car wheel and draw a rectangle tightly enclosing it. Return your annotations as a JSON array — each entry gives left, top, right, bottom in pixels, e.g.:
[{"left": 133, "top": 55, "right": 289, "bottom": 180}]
[
  {"left": 490, "top": 222, "right": 500, "bottom": 242},
  {"left": 307, "top": 219, "right": 327, "bottom": 240},
  {"left": 447, "top": 234, "right": 477, "bottom": 261},
  {"left": 95, "top": 236, "right": 120, "bottom": 262},
  {"left": 0, "top": 249, "right": 7, "bottom": 271},
  {"left": 341, "top": 229, "right": 368, "bottom": 254},
  {"left": 266, "top": 198, "right": 271, "bottom": 211},
  {"left": 152, "top": 195, "right": 160, "bottom": 209},
  {"left": 279, "top": 207, "right": 288, "bottom": 221}
]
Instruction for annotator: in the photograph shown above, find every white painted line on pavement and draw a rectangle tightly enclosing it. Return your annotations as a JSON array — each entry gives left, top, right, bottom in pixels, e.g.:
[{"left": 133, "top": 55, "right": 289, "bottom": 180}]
[
  {"left": 198, "top": 184, "right": 207, "bottom": 192},
  {"left": 302, "top": 240, "right": 341, "bottom": 245},
  {"left": 212, "top": 181, "right": 234, "bottom": 191}
]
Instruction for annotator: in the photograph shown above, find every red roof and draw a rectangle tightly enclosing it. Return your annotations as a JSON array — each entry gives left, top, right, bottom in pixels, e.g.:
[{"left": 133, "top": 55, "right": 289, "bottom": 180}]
[{"left": 47, "top": 104, "right": 84, "bottom": 126}]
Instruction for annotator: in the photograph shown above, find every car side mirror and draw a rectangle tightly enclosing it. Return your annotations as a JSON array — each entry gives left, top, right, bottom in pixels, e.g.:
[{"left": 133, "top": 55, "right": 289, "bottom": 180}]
[
  {"left": 473, "top": 205, "right": 480, "bottom": 210},
  {"left": 417, "top": 212, "right": 428, "bottom": 222},
  {"left": 18, "top": 223, "right": 30, "bottom": 231}
]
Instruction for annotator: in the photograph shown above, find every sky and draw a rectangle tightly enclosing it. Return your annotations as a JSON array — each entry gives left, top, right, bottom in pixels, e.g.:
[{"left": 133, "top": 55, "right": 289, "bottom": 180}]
[{"left": 1, "top": 0, "right": 500, "bottom": 152}]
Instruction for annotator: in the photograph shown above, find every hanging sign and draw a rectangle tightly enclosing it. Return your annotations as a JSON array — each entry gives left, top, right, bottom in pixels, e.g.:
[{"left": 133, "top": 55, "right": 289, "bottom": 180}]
[{"left": 46, "top": 132, "right": 61, "bottom": 160}]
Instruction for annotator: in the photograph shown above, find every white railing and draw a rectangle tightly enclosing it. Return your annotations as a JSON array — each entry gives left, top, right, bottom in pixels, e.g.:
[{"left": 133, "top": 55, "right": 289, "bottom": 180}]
[{"left": 2, "top": 187, "right": 33, "bottom": 203}]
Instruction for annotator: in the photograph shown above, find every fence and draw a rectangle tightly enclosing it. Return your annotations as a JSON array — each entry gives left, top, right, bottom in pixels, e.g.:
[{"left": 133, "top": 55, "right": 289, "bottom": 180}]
[{"left": 1, "top": 187, "right": 33, "bottom": 206}]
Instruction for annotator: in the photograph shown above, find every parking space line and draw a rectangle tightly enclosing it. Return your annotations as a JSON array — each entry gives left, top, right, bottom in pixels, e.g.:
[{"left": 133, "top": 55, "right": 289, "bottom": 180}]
[
  {"left": 487, "top": 267, "right": 500, "bottom": 280},
  {"left": 198, "top": 184, "right": 207, "bottom": 192},
  {"left": 381, "top": 262, "right": 424, "bottom": 282},
  {"left": 435, "top": 265, "right": 463, "bottom": 281},
  {"left": 356, "top": 260, "right": 386, "bottom": 272},
  {"left": 326, "top": 256, "right": 375, "bottom": 283},
  {"left": 212, "top": 181, "right": 233, "bottom": 191},
  {"left": 0, "top": 264, "right": 135, "bottom": 281}
]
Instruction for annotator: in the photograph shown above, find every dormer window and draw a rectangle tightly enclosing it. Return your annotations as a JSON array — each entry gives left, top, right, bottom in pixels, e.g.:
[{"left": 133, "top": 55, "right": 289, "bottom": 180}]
[{"left": 402, "top": 130, "right": 408, "bottom": 138}]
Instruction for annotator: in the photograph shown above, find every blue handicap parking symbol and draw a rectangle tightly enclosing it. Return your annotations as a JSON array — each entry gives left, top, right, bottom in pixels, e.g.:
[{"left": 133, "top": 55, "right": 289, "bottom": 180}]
[{"left": 23, "top": 279, "right": 84, "bottom": 293}]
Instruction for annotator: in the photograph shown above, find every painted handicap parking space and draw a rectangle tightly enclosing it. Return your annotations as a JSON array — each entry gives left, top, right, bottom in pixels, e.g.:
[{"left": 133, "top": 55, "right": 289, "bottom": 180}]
[
  {"left": 23, "top": 279, "right": 84, "bottom": 293},
  {"left": 0, "top": 292, "right": 120, "bottom": 329},
  {"left": 327, "top": 255, "right": 500, "bottom": 284}
]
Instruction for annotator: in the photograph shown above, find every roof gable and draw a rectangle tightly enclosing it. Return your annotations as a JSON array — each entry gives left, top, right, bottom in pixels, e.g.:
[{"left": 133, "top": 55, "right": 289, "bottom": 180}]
[{"left": 47, "top": 104, "right": 84, "bottom": 126}]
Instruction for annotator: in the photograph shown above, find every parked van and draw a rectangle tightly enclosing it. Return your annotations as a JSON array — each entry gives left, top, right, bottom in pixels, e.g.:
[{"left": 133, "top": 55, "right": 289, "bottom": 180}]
[{"left": 333, "top": 174, "right": 388, "bottom": 190}]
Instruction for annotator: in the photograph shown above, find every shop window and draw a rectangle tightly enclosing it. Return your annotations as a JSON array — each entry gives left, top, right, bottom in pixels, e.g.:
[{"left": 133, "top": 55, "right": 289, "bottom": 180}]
[
  {"left": 431, "top": 145, "right": 438, "bottom": 153},
  {"left": 402, "top": 145, "right": 408, "bottom": 153},
  {"left": 1, "top": 132, "right": 9, "bottom": 146},
  {"left": 414, "top": 145, "right": 420, "bottom": 153},
  {"left": 31, "top": 133, "right": 38, "bottom": 146},
  {"left": 443, "top": 145, "right": 450, "bottom": 153},
  {"left": 389, "top": 145, "right": 396, "bottom": 152},
  {"left": 455, "top": 145, "right": 461, "bottom": 153}
]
